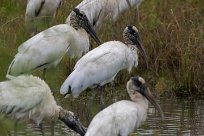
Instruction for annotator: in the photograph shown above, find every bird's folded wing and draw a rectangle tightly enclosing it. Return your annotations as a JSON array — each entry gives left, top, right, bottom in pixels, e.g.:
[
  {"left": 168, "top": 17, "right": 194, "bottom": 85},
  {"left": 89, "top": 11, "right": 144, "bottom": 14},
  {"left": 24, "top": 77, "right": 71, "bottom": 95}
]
[
  {"left": 26, "top": 0, "right": 45, "bottom": 17},
  {"left": 18, "top": 24, "right": 71, "bottom": 54},
  {"left": 74, "top": 43, "right": 122, "bottom": 69},
  {"left": 0, "top": 79, "right": 45, "bottom": 116}
]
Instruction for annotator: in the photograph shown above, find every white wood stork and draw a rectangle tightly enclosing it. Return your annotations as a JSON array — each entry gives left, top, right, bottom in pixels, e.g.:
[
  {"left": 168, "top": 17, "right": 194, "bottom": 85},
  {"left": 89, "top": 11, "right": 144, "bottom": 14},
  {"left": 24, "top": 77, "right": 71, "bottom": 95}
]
[
  {"left": 25, "top": 0, "right": 62, "bottom": 33},
  {"left": 7, "top": 8, "right": 101, "bottom": 78},
  {"left": 0, "top": 75, "right": 86, "bottom": 136},
  {"left": 60, "top": 25, "right": 148, "bottom": 98},
  {"left": 85, "top": 76, "right": 164, "bottom": 136},
  {"left": 66, "top": 0, "right": 143, "bottom": 30}
]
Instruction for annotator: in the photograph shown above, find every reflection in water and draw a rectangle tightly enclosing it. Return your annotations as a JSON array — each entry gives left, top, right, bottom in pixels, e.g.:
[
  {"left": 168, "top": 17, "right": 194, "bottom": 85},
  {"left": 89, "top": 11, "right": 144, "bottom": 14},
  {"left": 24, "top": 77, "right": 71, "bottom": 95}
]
[
  {"left": 1, "top": 91, "right": 204, "bottom": 136},
  {"left": 136, "top": 98, "right": 204, "bottom": 136}
]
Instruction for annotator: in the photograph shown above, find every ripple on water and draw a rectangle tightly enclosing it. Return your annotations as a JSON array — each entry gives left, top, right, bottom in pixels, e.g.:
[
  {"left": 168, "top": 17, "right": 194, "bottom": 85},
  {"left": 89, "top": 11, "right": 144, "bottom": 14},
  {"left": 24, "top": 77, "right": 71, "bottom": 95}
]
[{"left": 4, "top": 96, "right": 204, "bottom": 136}]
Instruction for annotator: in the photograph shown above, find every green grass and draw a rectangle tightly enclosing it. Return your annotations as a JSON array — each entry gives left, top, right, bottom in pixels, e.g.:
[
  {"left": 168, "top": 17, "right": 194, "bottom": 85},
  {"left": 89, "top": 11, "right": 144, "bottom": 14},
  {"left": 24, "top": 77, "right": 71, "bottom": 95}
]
[{"left": 0, "top": 0, "right": 203, "bottom": 98}]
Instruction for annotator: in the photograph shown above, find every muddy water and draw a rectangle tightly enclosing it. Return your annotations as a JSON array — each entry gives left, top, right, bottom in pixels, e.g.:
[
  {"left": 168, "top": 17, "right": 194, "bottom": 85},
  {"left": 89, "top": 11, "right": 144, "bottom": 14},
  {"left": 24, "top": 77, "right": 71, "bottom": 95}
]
[{"left": 1, "top": 92, "right": 204, "bottom": 136}]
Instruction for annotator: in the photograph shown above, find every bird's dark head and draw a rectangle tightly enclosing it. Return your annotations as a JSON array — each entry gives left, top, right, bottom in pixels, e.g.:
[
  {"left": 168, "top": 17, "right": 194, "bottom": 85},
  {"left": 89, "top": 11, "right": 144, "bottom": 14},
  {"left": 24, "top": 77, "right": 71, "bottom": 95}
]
[
  {"left": 127, "top": 76, "right": 164, "bottom": 120},
  {"left": 59, "top": 108, "right": 86, "bottom": 136},
  {"left": 123, "top": 26, "right": 148, "bottom": 68},
  {"left": 127, "top": 76, "right": 146, "bottom": 96},
  {"left": 70, "top": 8, "right": 101, "bottom": 45}
]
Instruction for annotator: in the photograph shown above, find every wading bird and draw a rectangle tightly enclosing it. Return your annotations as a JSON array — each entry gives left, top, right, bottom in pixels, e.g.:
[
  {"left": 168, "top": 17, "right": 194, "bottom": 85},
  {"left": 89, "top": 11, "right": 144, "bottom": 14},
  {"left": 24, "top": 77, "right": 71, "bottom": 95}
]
[
  {"left": 60, "top": 25, "right": 148, "bottom": 100},
  {"left": 85, "top": 76, "right": 164, "bottom": 136},
  {"left": 25, "top": 0, "right": 62, "bottom": 34},
  {"left": 0, "top": 75, "right": 86, "bottom": 136},
  {"left": 7, "top": 8, "right": 101, "bottom": 78},
  {"left": 66, "top": 0, "right": 143, "bottom": 30}
]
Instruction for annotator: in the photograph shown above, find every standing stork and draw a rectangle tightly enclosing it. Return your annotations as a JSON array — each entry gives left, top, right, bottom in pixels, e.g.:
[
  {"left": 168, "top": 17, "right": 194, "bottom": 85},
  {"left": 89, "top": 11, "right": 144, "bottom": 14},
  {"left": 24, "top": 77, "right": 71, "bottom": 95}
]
[
  {"left": 0, "top": 75, "right": 86, "bottom": 136},
  {"left": 7, "top": 8, "right": 101, "bottom": 78},
  {"left": 85, "top": 76, "right": 164, "bottom": 136},
  {"left": 25, "top": 0, "right": 62, "bottom": 34},
  {"left": 60, "top": 26, "right": 148, "bottom": 100},
  {"left": 66, "top": 0, "right": 143, "bottom": 30}
]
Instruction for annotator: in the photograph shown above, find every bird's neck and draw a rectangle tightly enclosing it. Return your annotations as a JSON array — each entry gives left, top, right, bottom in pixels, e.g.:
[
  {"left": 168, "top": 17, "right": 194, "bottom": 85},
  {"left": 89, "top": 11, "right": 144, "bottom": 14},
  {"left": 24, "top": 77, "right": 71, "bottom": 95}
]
[
  {"left": 69, "top": 13, "right": 81, "bottom": 30},
  {"left": 75, "top": 28, "right": 89, "bottom": 41},
  {"left": 123, "top": 34, "right": 135, "bottom": 45},
  {"left": 130, "top": 94, "right": 149, "bottom": 110},
  {"left": 70, "top": 23, "right": 81, "bottom": 30},
  {"left": 77, "top": 28, "right": 87, "bottom": 35},
  {"left": 123, "top": 34, "right": 137, "bottom": 50},
  {"left": 128, "top": 44, "right": 137, "bottom": 51}
]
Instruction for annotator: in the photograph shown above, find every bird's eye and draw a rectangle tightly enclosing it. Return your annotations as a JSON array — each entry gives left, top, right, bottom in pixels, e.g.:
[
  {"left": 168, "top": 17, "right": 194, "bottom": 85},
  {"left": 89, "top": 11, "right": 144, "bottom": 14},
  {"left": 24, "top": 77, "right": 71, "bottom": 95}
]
[
  {"left": 74, "top": 115, "right": 79, "bottom": 120},
  {"left": 133, "top": 32, "right": 139, "bottom": 38},
  {"left": 79, "top": 14, "right": 83, "bottom": 17},
  {"left": 128, "top": 29, "right": 136, "bottom": 35},
  {"left": 132, "top": 77, "right": 142, "bottom": 87}
]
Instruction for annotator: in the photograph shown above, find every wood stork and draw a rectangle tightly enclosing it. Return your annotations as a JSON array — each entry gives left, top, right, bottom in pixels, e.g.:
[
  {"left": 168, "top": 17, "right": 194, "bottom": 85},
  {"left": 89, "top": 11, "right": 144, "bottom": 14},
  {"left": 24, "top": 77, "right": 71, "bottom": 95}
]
[
  {"left": 0, "top": 75, "right": 86, "bottom": 136},
  {"left": 7, "top": 8, "right": 101, "bottom": 78},
  {"left": 66, "top": 0, "right": 143, "bottom": 30},
  {"left": 60, "top": 25, "right": 148, "bottom": 98},
  {"left": 85, "top": 76, "right": 164, "bottom": 136},
  {"left": 25, "top": 0, "right": 62, "bottom": 34}
]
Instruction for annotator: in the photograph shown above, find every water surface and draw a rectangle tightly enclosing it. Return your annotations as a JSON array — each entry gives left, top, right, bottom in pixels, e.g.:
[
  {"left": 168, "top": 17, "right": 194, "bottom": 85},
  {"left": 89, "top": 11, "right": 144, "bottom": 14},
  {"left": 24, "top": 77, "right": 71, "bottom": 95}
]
[{"left": 1, "top": 91, "right": 204, "bottom": 136}]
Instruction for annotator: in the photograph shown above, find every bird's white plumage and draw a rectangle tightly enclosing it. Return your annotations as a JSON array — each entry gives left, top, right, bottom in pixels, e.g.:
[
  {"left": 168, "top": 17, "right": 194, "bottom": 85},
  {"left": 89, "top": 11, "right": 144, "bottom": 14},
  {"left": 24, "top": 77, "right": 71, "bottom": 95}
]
[
  {"left": 85, "top": 100, "right": 148, "bottom": 136},
  {"left": 7, "top": 24, "right": 89, "bottom": 76},
  {"left": 25, "top": 0, "right": 62, "bottom": 31},
  {"left": 66, "top": 0, "right": 143, "bottom": 29},
  {"left": 0, "top": 75, "right": 59, "bottom": 125},
  {"left": 60, "top": 41, "right": 138, "bottom": 96},
  {"left": 84, "top": 77, "right": 154, "bottom": 136}
]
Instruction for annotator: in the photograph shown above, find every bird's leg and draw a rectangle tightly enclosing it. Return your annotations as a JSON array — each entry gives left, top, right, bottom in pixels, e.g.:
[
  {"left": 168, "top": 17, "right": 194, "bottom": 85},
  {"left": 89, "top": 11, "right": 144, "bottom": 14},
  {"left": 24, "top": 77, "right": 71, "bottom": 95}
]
[
  {"left": 47, "top": 16, "right": 53, "bottom": 28},
  {"left": 136, "top": 6, "right": 140, "bottom": 23},
  {"left": 50, "top": 121, "right": 55, "bottom": 136},
  {"left": 86, "top": 88, "right": 98, "bottom": 122},
  {"left": 42, "top": 68, "right": 46, "bottom": 80},
  {"left": 110, "top": 81, "right": 116, "bottom": 95},
  {"left": 111, "top": 22, "right": 117, "bottom": 39},
  {"left": 69, "top": 59, "right": 72, "bottom": 74},
  {"left": 87, "top": 88, "right": 98, "bottom": 107},
  {"left": 98, "top": 86, "right": 105, "bottom": 109},
  {"left": 39, "top": 123, "right": 45, "bottom": 136},
  {"left": 25, "top": 19, "right": 36, "bottom": 37},
  {"left": 14, "top": 121, "right": 18, "bottom": 136},
  {"left": 126, "top": 0, "right": 131, "bottom": 9}
]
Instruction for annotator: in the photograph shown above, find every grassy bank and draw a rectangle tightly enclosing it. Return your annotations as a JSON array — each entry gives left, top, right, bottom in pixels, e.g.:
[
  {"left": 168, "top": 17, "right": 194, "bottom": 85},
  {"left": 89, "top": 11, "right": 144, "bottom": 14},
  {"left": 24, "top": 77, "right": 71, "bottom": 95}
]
[{"left": 0, "top": 0, "right": 203, "bottom": 97}]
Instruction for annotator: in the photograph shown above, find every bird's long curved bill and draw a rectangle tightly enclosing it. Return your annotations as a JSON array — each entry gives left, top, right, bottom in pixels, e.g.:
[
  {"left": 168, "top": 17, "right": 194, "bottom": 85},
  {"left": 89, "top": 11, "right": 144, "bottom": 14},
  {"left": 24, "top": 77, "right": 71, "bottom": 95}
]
[
  {"left": 63, "top": 116, "right": 86, "bottom": 136},
  {"left": 143, "top": 88, "right": 164, "bottom": 120},
  {"left": 136, "top": 40, "right": 148, "bottom": 68},
  {"left": 84, "top": 21, "right": 102, "bottom": 45},
  {"left": 70, "top": 119, "right": 86, "bottom": 136}
]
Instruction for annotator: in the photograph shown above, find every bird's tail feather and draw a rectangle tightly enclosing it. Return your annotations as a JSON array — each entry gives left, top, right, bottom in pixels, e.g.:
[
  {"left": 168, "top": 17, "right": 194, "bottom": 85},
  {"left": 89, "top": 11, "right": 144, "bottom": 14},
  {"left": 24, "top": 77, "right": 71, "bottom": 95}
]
[
  {"left": 6, "top": 74, "right": 16, "bottom": 80},
  {"left": 60, "top": 78, "right": 70, "bottom": 95},
  {"left": 60, "top": 71, "right": 84, "bottom": 97},
  {"left": 6, "top": 58, "right": 16, "bottom": 79}
]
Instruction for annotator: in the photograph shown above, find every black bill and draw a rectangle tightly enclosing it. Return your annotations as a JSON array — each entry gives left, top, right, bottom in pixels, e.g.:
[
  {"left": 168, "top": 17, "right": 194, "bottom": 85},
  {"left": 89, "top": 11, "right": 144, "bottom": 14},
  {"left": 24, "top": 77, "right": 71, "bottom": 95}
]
[
  {"left": 73, "top": 8, "right": 102, "bottom": 46},
  {"left": 142, "top": 88, "right": 164, "bottom": 120},
  {"left": 59, "top": 110, "right": 86, "bottom": 136},
  {"left": 133, "top": 37, "right": 148, "bottom": 68}
]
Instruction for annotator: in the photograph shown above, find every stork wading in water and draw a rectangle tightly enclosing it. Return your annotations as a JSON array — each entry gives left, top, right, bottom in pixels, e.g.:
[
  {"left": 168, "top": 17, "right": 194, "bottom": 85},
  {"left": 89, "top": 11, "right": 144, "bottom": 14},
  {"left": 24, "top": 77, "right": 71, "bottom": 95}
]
[
  {"left": 7, "top": 8, "right": 101, "bottom": 79},
  {"left": 25, "top": 0, "right": 62, "bottom": 34},
  {"left": 60, "top": 25, "right": 148, "bottom": 103},
  {"left": 85, "top": 76, "right": 164, "bottom": 136},
  {"left": 66, "top": 0, "right": 143, "bottom": 30},
  {"left": 0, "top": 75, "right": 86, "bottom": 136}
]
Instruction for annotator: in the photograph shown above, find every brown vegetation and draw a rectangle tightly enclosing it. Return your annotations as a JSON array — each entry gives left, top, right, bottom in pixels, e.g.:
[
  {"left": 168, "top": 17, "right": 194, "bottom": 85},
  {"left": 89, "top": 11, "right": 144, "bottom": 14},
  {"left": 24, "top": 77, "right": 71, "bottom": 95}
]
[{"left": 0, "top": 0, "right": 203, "bottom": 97}]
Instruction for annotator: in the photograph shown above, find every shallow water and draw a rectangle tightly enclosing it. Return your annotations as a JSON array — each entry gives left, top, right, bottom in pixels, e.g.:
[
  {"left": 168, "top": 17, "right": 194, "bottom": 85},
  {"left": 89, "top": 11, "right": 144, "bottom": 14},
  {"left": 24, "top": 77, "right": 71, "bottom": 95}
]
[{"left": 1, "top": 91, "right": 204, "bottom": 136}]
